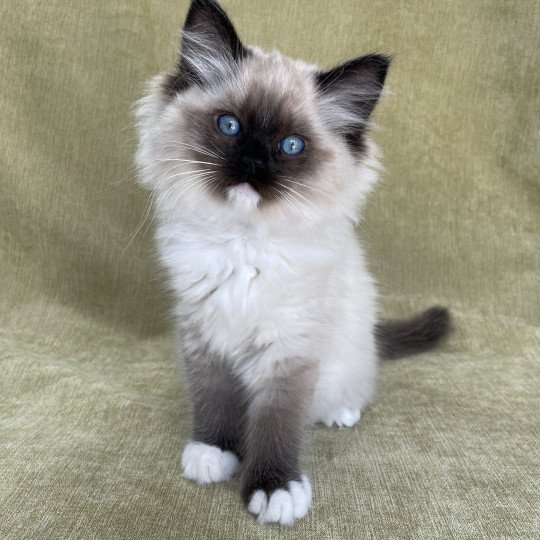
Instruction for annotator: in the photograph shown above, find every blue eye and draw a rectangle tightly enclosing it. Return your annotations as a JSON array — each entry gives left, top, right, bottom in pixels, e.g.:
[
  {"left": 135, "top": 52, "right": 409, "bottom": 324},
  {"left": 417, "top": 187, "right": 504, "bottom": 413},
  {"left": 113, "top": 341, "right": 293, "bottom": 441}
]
[
  {"left": 279, "top": 135, "right": 305, "bottom": 156},
  {"left": 217, "top": 114, "right": 241, "bottom": 136}
]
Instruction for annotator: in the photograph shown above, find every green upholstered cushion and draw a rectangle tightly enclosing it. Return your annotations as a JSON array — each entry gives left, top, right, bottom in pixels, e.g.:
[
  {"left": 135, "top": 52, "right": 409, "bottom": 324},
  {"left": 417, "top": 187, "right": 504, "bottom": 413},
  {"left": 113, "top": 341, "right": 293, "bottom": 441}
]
[{"left": 1, "top": 1, "right": 538, "bottom": 538}]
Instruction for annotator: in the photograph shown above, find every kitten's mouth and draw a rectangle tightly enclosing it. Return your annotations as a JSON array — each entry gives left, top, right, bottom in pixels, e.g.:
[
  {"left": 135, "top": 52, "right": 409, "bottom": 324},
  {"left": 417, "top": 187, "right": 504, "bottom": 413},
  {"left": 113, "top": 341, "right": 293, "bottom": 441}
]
[
  {"left": 229, "top": 181, "right": 258, "bottom": 196},
  {"left": 226, "top": 181, "right": 262, "bottom": 211}
]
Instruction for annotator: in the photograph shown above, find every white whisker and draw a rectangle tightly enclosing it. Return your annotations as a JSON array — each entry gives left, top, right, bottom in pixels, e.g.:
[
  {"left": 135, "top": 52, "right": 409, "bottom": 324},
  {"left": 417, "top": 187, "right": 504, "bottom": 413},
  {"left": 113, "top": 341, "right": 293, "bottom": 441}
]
[
  {"left": 275, "top": 181, "right": 311, "bottom": 214},
  {"left": 162, "top": 140, "right": 225, "bottom": 161},
  {"left": 279, "top": 177, "right": 337, "bottom": 203},
  {"left": 277, "top": 182, "right": 316, "bottom": 210},
  {"left": 164, "top": 175, "right": 217, "bottom": 223},
  {"left": 153, "top": 158, "right": 219, "bottom": 167}
]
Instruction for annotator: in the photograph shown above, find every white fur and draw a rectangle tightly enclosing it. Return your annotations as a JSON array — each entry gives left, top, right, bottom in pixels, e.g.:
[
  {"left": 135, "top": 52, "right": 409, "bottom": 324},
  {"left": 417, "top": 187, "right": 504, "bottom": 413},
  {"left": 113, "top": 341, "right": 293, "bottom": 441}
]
[
  {"left": 248, "top": 476, "right": 312, "bottom": 526},
  {"left": 181, "top": 441, "right": 240, "bottom": 484},
  {"left": 226, "top": 182, "right": 261, "bottom": 213},
  {"left": 181, "top": 29, "right": 238, "bottom": 88},
  {"left": 320, "top": 407, "right": 362, "bottom": 428}
]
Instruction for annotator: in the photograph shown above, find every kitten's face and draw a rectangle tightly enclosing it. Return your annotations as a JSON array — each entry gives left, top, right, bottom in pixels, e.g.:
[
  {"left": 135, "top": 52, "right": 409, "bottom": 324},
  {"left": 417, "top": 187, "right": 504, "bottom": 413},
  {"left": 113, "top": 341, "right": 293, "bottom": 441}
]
[
  {"left": 172, "top": 53, "right": 333, "bottom": 212},
  {"left": 137, "top": 0, "right": 389, "bottom": 219}
]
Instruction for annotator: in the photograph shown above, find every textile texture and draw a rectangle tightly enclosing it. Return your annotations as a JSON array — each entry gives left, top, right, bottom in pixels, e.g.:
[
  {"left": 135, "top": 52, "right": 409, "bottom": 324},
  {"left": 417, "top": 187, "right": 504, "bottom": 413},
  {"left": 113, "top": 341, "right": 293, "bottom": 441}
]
[{"left": 0, "top": 1, "right": 538, "bottom": 538}]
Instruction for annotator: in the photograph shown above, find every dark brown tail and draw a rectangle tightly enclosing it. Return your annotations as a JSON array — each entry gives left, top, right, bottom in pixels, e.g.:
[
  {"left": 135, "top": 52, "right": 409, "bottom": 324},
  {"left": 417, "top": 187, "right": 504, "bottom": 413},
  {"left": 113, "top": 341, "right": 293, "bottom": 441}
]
[{"left": 375, "top": 306, "right": 451, "bottom": 360}]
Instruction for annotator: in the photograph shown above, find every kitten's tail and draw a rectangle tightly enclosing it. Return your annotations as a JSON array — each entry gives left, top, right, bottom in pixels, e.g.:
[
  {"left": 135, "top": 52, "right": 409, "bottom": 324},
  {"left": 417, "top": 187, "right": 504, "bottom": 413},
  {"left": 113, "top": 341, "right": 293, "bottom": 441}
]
[{"left": 375, "top": 306, "right": 451, "bottom": 360}]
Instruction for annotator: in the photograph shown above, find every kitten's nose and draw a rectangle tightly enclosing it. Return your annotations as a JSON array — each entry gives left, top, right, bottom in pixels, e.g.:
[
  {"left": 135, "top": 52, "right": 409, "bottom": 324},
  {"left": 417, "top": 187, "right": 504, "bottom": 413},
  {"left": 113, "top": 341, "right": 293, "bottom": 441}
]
[{"left": 240, "top": 156, "right": 265, "bottom": 177}]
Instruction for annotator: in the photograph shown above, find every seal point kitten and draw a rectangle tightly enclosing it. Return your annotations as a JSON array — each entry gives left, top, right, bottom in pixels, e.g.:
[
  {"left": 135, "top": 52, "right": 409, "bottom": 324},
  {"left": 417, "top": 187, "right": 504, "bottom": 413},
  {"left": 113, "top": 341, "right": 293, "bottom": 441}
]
[{"left": 136, "top": 0, "right": 450, "bottom": 526}]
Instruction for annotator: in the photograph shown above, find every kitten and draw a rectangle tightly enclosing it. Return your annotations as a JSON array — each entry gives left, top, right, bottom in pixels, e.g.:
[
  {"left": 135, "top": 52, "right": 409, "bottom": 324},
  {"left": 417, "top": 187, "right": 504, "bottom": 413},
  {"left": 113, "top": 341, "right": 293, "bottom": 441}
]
[{"left": 136, "top": 0, "right": 449, "bottom": 526}]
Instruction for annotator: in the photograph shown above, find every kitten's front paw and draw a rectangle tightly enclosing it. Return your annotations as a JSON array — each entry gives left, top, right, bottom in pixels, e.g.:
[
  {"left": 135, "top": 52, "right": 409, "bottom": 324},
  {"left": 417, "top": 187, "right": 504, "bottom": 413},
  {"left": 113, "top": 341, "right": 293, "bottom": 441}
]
[
  {"left": 247, "top": 476, "right": 312, "bottom": 526},
  {"left": 181, "top": 441, "right": 239, "bottom": 484},
  {"left": 321, "top": 407, "right": 361, "bottom": 428}
]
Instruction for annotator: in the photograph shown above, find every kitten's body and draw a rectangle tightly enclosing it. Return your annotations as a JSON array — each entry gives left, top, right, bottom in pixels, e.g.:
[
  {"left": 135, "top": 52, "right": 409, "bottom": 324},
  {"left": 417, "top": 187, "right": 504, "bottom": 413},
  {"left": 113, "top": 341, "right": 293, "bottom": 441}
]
[
  {"left": 136, "top": 0, "right": 449, "bottom": 526},
  {"left": 155, "top": 171, "right": 378, "bottom": 428}
]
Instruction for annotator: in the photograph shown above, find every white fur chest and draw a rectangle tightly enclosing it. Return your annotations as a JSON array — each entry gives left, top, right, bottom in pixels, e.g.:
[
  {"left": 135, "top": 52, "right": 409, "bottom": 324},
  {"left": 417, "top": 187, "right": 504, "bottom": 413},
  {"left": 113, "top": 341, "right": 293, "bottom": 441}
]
[{"left": 156, "top": 213, "right": 343, "bottom": 358}]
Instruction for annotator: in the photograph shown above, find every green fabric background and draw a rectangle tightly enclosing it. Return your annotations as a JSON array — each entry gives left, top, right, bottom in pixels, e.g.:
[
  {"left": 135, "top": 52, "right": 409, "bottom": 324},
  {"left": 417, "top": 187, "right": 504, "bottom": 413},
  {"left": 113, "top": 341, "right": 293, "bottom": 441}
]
[{"left": 1, "top": 1, "right": 538, "bottom": 538}]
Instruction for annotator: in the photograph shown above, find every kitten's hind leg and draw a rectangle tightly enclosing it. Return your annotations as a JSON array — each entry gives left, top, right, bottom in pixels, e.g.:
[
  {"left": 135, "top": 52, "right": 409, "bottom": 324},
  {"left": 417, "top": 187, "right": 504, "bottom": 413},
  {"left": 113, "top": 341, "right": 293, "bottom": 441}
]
[
  {"left": 319, "top": 407, "right": 362, "bottom": 428},
  {"left": 181, "top": 352, "right": 244, "bottom": 485},
  {"left": 310, "top": 327, "right": 378, "bottom": 429}
]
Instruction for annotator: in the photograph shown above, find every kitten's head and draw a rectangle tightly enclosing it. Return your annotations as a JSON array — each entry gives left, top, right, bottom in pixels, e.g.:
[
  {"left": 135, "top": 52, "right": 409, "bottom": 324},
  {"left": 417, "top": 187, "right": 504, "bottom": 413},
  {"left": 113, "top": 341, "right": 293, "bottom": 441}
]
[{"left": 137, "top": 0, "right": 389, "bottom": 222}]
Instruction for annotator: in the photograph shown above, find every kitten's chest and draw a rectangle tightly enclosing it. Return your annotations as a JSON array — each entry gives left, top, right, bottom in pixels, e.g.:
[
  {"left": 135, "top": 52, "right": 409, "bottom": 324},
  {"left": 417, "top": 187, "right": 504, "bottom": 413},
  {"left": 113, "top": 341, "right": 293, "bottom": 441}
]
[
  {"left": 157, "top": 218, "right": 342, "bottom": 358},
  {"left": 157, "top": 221, "right": 314, "bottom": 340},
  {"left": 157, "top": 217, "right": 346, "bottom": 357},
  {"left": 182, "top": 235, "right": 267, "bottom": 314}
]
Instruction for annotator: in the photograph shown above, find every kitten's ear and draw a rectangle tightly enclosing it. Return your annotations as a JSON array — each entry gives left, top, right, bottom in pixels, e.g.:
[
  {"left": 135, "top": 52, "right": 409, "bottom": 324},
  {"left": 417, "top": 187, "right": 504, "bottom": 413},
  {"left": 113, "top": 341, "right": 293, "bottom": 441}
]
[
  {"left": 163, "top": 0, "right": 249, "bottom": 96},
  {"left": 316, "top": 54, "right": 391, "bottom": 151}
]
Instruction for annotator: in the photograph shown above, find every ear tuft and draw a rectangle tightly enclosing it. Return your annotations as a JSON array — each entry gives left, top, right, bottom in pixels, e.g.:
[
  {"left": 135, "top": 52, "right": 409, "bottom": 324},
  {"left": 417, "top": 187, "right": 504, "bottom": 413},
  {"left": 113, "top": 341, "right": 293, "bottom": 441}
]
[
  {"left": 316, "top": 54, "right": 391, "bottom": 152},
  {"left": 163, "top": 0, "right": 249, "bottom": 97}
]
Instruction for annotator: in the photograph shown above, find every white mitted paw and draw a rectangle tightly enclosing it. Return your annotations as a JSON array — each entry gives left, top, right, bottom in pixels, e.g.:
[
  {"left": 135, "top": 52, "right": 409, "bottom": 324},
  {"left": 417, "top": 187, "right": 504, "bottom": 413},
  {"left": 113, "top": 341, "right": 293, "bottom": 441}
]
[
  {"left": 322, "top": 407, "right": 361, "bottom": 428},
  {"left": 248, "top": 475, "right": 312, "bottom": 526},
  {"left": 181, "top": 441, "right": 239, "bottom": 484}
]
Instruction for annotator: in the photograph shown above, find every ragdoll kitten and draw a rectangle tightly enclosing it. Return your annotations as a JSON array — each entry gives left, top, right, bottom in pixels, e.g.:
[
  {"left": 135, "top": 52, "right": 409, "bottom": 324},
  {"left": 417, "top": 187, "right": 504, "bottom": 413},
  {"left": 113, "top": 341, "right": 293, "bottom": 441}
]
[{"left": 136, "top": 0, "right": 449, "bottom": 526}]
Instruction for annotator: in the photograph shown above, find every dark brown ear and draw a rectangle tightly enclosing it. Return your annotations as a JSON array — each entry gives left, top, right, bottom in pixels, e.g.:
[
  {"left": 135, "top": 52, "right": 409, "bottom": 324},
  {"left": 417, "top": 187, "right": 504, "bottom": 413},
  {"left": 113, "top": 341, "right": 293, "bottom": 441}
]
[
  {"left": 316, "top": 54, "right": 391, "bottom": 151},
  {"left": 163, "top": 0, "right": 250, "bottom": 97}
]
